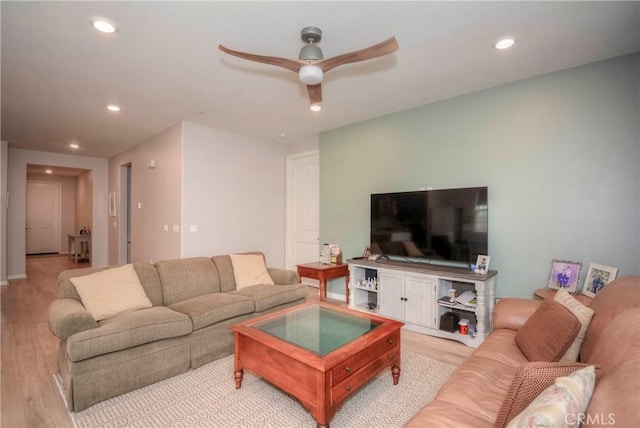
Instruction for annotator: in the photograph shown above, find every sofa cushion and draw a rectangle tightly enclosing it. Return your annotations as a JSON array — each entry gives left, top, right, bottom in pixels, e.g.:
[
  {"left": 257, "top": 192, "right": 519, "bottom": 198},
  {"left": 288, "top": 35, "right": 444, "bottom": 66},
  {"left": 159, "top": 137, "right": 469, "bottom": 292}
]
[
  {"left": 66, "top": 306, "right": 192, "bottom": 362},
  {"left": 581, "top": 276, "right": 640, "bottom": 363},
  {"left": 584, "top": 358, "right": 640, "bottom": 428},
  {"left": 434, "top": 354, "right": 520, "bottom": 423},
  {"left": 168, "top": 293, "right": 255, "bottom": 330},
  {"left": 70, "top": 264, "right": 153, "bottom": 321},
  {"left": 156, "top": 257, "right": 221, "bottom": 305},
  {"left": 231, "top": 283, "right": 309, "bottom": 312},
  {"left": 506, "top": 365, "right": 596, "bottom": 428},
  {"left": 515, "top": 298, "right": 581, "bottom": 362},
  {"left": 229, "top": 253, "right": 274, "bottom": 290},
  {"left": 553, "top": 288, "right": 594, "bottom": 361},
  {"left": 494, "top": 362, "right": 605, "bottom": 428}
]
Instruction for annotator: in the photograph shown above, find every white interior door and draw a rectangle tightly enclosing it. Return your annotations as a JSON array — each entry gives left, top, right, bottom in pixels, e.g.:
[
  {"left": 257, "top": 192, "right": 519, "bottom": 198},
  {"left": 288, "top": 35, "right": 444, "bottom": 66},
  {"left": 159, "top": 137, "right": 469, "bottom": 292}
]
[
  {"left": 285, "top": 151, "right": 320, "bottom": 273},
  {"left": 26, "top": 181, "right": 61, "bottom": 254}
]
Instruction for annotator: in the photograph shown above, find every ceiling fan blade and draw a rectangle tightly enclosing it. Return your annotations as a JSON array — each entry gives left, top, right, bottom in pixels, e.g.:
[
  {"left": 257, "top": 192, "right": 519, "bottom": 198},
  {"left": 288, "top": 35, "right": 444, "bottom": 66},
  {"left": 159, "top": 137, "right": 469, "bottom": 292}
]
[
  {"left": 318, "top": 37, "right": 399, "bottom": 73},
  {"left": 218, "top": 45, "right": 303, "bottom": 73},
  {"left": 307, "top": 84, "right": 322, "bottom": 104}
]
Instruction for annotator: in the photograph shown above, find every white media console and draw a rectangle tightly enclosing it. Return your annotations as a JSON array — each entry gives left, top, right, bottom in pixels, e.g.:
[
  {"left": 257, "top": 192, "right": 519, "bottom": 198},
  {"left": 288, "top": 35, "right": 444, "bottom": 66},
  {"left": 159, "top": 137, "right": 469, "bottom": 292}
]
[{"left": 348, "top": 259, "right": 497, "bottom": 348}]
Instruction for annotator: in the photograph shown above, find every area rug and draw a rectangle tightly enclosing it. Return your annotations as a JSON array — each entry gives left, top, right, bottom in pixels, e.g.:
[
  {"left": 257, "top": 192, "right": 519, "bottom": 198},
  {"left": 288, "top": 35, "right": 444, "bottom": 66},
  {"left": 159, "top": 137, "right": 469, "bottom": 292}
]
[{"left": 55, "top": 352, "right": 455, "bottom": 428}]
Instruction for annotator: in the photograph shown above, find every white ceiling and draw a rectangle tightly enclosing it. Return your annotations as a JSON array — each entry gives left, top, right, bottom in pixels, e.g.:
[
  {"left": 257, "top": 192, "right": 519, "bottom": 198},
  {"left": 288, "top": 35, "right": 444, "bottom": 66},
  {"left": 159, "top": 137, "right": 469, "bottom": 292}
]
[{"left": 2, "top": 1, "right": 638, "bottom": 159}]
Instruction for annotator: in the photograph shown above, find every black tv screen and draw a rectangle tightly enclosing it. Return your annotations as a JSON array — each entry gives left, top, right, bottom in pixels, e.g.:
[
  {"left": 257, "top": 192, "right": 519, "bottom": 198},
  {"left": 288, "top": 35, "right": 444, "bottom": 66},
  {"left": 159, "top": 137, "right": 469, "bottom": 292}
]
[{"left": 370, "top": 187, "right": 488, "bottom": 265}]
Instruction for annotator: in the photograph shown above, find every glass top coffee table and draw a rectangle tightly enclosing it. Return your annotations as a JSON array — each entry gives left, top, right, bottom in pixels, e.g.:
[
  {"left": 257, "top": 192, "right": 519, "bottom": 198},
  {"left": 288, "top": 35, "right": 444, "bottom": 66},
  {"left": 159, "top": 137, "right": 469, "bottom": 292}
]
[{"left": 232, "top": 302, "right": 404, "bottom": 428}]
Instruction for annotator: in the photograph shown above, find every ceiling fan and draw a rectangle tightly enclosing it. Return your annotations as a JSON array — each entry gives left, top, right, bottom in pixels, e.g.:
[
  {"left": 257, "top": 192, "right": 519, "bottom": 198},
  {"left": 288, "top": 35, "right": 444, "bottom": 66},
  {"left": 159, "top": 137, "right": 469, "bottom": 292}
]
[{"left": 218, "top": 26, "right": 399, "bottom": 110}]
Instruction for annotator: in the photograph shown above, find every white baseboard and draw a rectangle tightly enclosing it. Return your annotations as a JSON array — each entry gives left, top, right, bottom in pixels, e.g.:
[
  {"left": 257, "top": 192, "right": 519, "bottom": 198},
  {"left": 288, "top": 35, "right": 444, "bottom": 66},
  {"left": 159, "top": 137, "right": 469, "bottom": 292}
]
[
  {"left": 326, "top": 291, "right": 347, "bottom": 303},
  {"left": 302, "top": 281, "right": 347, "bottom": 303},
  {"left": 0, "top": 280, "right": 8, "bottom": 286},
  {"left": 7, "top": 274, "right": 27, "bottom": 281}
]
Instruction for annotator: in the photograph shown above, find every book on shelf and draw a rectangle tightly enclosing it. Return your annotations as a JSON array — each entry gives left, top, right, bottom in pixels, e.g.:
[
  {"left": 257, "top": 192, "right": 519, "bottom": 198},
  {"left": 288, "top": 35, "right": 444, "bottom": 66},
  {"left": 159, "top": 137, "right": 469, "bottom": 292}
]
[
  {"left": 455, "top": 290, "right": 477, "bottom": 307},
  {"left": 438, "top": 296, "right": 458, "bottom": 307}
]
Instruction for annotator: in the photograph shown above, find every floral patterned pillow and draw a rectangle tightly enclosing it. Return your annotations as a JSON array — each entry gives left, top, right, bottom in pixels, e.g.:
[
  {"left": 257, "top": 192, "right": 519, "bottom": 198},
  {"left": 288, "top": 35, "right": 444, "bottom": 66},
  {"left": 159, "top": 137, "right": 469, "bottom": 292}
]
[{"left": 506, "top": 365, "right": 596, "bottom": 428}]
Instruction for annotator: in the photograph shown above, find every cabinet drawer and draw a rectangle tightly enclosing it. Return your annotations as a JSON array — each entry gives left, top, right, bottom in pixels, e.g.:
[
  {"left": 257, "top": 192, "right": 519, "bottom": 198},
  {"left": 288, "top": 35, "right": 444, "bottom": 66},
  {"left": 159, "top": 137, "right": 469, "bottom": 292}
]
[
  {"left": 331, "top": 331, "right": 400, "bottom": 385},
  {"left": 330, "top": 346, "right": 400, "bottom": 405}
]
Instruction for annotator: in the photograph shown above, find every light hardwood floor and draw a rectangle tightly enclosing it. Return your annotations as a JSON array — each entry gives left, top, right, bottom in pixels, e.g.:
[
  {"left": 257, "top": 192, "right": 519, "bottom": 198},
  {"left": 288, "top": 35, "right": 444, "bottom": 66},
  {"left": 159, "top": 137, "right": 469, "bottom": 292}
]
[{"left": 1, "top": 256, "right": 472, "bottom": 428}]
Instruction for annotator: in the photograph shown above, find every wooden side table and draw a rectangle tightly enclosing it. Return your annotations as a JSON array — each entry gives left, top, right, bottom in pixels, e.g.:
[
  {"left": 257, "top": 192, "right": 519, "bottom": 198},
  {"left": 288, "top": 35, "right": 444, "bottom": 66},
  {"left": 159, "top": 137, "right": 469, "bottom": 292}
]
[
  {"left": 533, "top": 288, "right": 593, "bottom": 306},
  {"left": 296, "top": 262, "right": 350, "bottom": 304}
]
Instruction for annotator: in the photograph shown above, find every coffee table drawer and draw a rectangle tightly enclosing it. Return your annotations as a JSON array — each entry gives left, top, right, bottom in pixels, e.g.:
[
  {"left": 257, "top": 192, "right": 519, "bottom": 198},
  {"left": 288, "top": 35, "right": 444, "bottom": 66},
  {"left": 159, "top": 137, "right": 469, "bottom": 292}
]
[
  {"left": 331, "top": 331, "right": 400, "bottom": 385},
  {"left": 331, "top": 345, "right": 400, "bottom": 405}
]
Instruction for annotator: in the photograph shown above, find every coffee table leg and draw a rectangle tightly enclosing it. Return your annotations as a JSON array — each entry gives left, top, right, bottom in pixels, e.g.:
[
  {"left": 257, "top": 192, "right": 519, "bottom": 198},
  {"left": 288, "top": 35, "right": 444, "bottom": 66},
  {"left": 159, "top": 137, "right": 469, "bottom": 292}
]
[
  {"left": 391, "top": 365, "right": 401, "bottom": 385},
  {"left": 234, "top": 369, "right": 244, "bottom": 389}
]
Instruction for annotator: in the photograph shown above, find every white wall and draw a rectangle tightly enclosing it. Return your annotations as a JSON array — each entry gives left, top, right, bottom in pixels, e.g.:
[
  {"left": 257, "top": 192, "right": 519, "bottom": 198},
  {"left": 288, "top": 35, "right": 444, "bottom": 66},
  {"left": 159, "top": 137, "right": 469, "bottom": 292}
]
[
  {"left": 181, "top": 122, "right": 288, "bottom": 267},
  {"left": 1, "top": 141, "right": 8, "bottom": 285},
  {"left": 286, "top": 136, "right": 319, "bottom": 155},
  {"left": 7, "top": 149, "right": 108, "bottom": 277},
  {"left": 108, "top": 123, "right": 182, "bottom": 265},
  {"left": 75, "top": 170, "right": 93, "bottom": 234}
]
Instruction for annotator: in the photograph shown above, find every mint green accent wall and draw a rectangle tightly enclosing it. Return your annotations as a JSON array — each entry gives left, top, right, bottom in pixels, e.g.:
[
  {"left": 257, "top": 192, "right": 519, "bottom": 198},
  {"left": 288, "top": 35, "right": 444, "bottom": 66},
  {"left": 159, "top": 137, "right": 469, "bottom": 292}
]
[{"left": 320, "top": 54, "right": 639, "bottom": 299}]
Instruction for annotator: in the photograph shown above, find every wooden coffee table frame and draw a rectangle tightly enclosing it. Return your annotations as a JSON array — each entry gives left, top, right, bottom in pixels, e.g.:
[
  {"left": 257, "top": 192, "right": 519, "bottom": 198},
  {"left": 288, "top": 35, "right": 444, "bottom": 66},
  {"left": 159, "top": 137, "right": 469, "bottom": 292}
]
[{"left": 232, "top": 302, "right": 404, "bottom": 428}]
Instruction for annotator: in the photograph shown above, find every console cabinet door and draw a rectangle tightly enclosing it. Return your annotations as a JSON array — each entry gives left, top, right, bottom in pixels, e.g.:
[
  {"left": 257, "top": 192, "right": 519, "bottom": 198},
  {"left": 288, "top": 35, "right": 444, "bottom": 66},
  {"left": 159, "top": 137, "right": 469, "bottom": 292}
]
[
  {"left": 404, "top": 276, "right": 437, "bottom": 328},
  {"left": 379, "top": 272, "right": 405, "bottom": 321}
]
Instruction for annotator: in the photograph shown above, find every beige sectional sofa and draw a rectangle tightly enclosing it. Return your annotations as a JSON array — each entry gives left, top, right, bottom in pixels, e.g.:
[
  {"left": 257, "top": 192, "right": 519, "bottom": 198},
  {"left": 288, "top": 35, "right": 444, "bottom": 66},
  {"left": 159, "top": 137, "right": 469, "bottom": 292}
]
[
  {"left": 405, "top": 275, "right": 639, "bottom": 428},
  {"left": 48, "top": 253, "right": 308, "bottom": 411}
]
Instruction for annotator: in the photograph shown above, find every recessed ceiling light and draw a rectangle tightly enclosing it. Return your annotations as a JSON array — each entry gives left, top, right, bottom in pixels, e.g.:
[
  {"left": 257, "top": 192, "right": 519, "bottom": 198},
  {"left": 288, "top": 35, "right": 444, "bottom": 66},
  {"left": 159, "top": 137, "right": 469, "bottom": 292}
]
[
  {"left": 310, "top": 103, "right": 322, "bottom": 112},
  {"left": 69, "top": 143, "right": 80, "bottom": 149},
  {"left": 493, "top": 37, "right": 516, "bottom": 50},
  {"left": 107, "top": 104, "right": 121, "bottom": 112},
  {"left": 90, "top": 17, "right": 118, "bottom": 34},
  {"left": 279, "top": 132, "right": 287, "bottom": 139}
]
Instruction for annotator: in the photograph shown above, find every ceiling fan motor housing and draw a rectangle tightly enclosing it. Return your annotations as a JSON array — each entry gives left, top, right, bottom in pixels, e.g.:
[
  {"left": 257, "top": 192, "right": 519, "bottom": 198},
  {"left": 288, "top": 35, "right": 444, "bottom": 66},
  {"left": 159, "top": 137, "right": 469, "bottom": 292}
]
[{"left": 299, "top": 26, "right": 324, "bottom": 61}]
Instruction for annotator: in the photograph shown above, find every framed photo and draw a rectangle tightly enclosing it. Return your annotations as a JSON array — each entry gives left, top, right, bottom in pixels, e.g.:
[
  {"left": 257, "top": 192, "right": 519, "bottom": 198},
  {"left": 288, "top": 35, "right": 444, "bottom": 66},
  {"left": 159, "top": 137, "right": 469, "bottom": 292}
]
[
  {"left": 547, "top": 259, "right": 582, "bottom": 293},
  {"left": 581, "top": 263, "right": 618, "bottom": 297},
  {"left": 474, "top": 255, "right": 490, "bottom": 274},
  {"left": 363, "top": 245, "right": 371, "bottom": 258},
  {"left": 108, "top": 191, "right": 117, "bottom": 217}
]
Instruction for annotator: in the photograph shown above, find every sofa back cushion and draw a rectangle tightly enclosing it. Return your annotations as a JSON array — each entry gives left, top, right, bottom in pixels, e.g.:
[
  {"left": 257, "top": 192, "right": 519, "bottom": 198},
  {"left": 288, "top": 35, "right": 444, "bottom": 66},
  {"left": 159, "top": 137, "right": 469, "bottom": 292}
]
[
  {"left": 211, "top": 252, "right": 266, "bottom": 293},
  {"left": 156, "top": 257, "right": 221, "bottom": 305},
  {"left": 582, "top": 307, "right": 640, "bottom": 370},
  {"left": 57, "top": 263, "right": 163, "bottom": 306},
  {"left": 580, "top": 276, "right": 640, "bottom": 363},
  {"left": 211, "top": 255, "right": 237, "bottom": 293}
]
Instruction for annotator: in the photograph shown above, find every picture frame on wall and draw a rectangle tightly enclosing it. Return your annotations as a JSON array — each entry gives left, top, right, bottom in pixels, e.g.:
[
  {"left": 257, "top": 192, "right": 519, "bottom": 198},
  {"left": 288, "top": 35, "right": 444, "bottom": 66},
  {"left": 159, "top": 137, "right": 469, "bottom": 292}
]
[
  {"left": 547, "top": 259, "right": 582, "bottom": 293},
  {"left": 581, "top": 263, "right": 618, "bottom": 297}
]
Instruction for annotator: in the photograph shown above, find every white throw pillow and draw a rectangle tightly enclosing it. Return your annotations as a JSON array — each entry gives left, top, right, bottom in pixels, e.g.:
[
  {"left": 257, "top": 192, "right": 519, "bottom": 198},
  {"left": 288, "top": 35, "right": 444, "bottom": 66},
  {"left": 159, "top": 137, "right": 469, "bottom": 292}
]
[
  {"left": 70, "top": 264, "right": 152, "bottom": 321},
  {"left": 230, "top": 254, "right": 274, "bottom": 290},
  {"left": 507, "top": 365, "right": 596, "bottom": 428},
  {"left": 554, "top": 288, "right": 594, "bottom": 361}
]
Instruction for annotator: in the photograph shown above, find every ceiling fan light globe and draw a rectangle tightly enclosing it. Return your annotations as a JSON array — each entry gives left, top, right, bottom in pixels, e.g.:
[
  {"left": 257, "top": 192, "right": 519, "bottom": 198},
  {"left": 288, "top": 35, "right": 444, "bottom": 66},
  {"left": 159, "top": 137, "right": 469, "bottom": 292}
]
[{"left": 299, "top": 65, "right": 324, "bottom": 85}]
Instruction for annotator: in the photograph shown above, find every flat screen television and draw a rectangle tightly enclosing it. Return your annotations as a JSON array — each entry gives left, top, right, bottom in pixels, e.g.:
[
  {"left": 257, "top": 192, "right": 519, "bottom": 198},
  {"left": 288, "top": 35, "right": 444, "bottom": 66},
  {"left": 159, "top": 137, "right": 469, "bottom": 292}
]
[{"left": 370, "top": 187, "right": 488, "bottom": 266}]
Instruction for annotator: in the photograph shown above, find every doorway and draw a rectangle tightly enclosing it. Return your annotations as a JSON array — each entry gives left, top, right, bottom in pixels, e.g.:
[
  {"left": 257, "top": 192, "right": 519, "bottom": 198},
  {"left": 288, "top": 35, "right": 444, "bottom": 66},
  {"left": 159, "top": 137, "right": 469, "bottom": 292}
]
[
  {"left": 285, "top": 150, "right": 320, "bottom": 271},
  {"left": 26, "top": 181, "right": 61, "bottom": 254},
  {"left": 118, "top": 163, "right": 132, "bottom": 264}
]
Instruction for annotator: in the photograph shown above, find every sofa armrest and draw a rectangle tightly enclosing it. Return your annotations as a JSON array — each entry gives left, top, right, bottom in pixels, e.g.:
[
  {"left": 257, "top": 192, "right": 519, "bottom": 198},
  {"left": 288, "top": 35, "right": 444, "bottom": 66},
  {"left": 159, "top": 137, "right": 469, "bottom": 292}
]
[
  {"left": 48, "top": 298, "right": 98, "bottom": 340},
  {"left": 268, "top": 267, "right": 300, "bottom": 285},
  {"left": 492, "top": 298, "right": 541, "bottom": 331}
]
